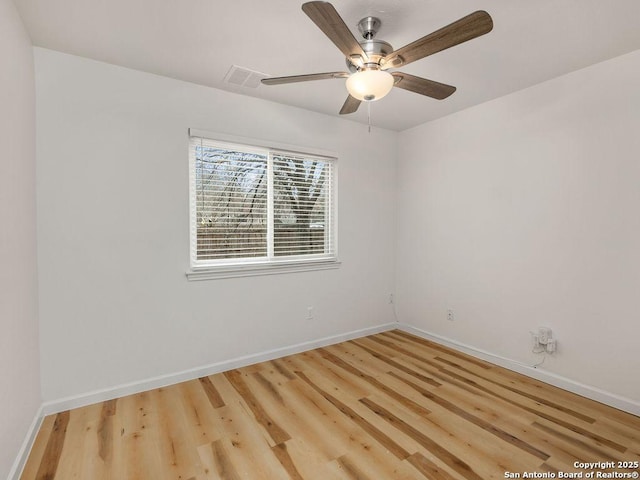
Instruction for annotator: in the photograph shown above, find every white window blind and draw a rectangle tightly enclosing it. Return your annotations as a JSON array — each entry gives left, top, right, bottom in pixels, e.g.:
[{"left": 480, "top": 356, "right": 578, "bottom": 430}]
[{"left": 189, "top": 133, "right": 337, "bottom": 273}]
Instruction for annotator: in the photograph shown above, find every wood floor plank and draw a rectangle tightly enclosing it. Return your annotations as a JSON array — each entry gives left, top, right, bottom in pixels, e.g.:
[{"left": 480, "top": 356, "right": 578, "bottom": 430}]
[
  {"left": 435, "top": 354, "right": 598, "bottom": 424},
  {"left": 531, "top": 420, "right": 621, "bottom": 462},
  {"left": 271, "top": 442, "right": 305, "bottom": 480},
  {"left": 199, "top": 438, "right": 242, "bottom": 480},
  {"left": 294, "top": 349, "right": 373, "bottom": 399},
  {"left": 248, "top": 372, "right": 339, "bottom": 447},
  {"left": 306, "top": 362, "right": 426, "bottom": 458},
  {"left": 76, "top": 402, "right": 111, "bottom": 480},
  {"left": 394, "top": 347, "right": 619, "bottom": 442},
  {"left": 152, "top": 385, "right": 204, "bottom": 479},
  {"left": 20, "top": 330, "right": 640, "bottom": 480},
  {"left": 120, "top": 389, "right": 170, "bottom": 480},
  {"left": 33, "top": 410, "right": 69, "bottom": 480},
  {"left": 178, "top": 378, "right": 225, "bottom": 447},
  {"left": 318, "top": 347, "right": 434, "bottom": 418},
  {"left": 103, "top": 396, "right": 128, "bottom": 479},
  {"left": 49, "top": 409, "right": 91, "bottom": 479},
  {"left": 406, "top": 452, "right": 463, "bottom": 480},
  {"left": 368, "top": 389, "right": 543, "bottom": 479},
  {"left": 388, "top": 330, "right": 493, "bottom": 370},
  {"left": 359, "top": 396, "right": 485, "bottom": 480},
  {"left": 433, "top": 349, "right": 610, "bottom": 425},
  {"left": 198, "top": 376, "right": 225, "bottom": 409},
  {"left": 254, "top": 368, "right": 424, "bottom": 479},
  {"left": 374, "top": 332, "right": 598, "bottom": 426},
  {"left": 98, "top": 400, "right": 116, "bottom": 459},
  {"left": 595, "top": 417, "right": 640, "bottom": 456},
  {"left": 335, "top": 454, "right": 372, "bottom": 480},
  {"left": 269, "top": 358, "right": 297, "bottom": 381},
  {"left": 351, "top": 338, "right": 442, "bottom": 388},
  {"left": 223, "top": 369, "right": 291, "bottom": 446},
  {"left": 379, "top": 334, "right": 638, "bottom": 460},
  {"left": 275, "top": 436, "right": 345, "bottom": 480},
  {"left": 387, "top": 369, "right": 550, "bottom": 461},
  {"left": 20, "top": 414, "right": 56, "bottom": 480},
  {"left": 203, "top": 378, "right": 292, "bottom": 479}
]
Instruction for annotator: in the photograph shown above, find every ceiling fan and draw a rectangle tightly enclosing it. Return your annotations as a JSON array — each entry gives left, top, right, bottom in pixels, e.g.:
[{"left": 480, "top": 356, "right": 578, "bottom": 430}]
[{"left": 262, "top": 1, "right": 493, "bottom": 115}]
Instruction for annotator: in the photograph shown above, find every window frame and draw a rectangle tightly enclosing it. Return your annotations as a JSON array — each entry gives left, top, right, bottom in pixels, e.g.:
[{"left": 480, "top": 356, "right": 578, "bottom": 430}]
[{"left": 186, "top": 129, "right": 339, "bottom": 281}]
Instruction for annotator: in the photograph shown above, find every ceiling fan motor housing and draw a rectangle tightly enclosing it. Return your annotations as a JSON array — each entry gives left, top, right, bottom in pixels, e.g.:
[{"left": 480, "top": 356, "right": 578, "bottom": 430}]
[{"left": 346, "top": 16, "right": 393, "bottom": 72}]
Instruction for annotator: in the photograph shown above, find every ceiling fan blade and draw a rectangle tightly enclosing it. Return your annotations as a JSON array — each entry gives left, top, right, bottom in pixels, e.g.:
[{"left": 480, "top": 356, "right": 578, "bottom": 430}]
[
  {"left": 392, "top": 72, "right": 456, "bottom": 100},
  {"left": 262, "top": 72, "right": 349, "bottom": 85},
  {"left": 302, "top": 1, "right": 368, "bottom": 64},
  {"left": 381, "top": 10, "right": 493, "bottom": 69},
  {"left": 339, "top": 95, "right": 361, "bottom": 115}
]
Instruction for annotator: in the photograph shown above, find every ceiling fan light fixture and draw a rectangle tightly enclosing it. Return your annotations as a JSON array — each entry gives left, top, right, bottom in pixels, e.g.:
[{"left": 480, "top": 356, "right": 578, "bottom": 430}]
[{"left": 345, "top": 69, "right": 394, "bottom": 102}]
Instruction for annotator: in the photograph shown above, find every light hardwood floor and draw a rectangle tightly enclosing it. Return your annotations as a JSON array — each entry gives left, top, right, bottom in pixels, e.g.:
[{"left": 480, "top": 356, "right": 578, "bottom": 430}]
[{"left": 21, "top": 330, "right": 640, "bottom": 479}]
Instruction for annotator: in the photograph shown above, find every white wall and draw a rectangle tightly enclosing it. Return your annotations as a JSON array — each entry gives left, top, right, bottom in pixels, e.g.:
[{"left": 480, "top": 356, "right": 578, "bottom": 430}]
[
  {"left": 396, "top": 49, "right": 640, "bottom": 402},
  {"left": 0, "top": 0, "right": 41, "bottom": 477},
  {"left": 35, "top": 48, "right": 397, "bottom": 403},
  {"left": 33, "top": 35, "right": 640, "bottom": 415}
]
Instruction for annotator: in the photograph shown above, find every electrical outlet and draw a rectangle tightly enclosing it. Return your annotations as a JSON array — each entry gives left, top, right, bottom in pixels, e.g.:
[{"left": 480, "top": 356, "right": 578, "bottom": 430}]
[
  {"left": 538, "top": 327, "right": 552, "bottom": 345},
  {"left": 306, "top": 306, "right": 314, "bottom": 320},
  {"left": 389, "top": 293, "right": 394, "bottom": 304},
  {"left": 447, "top": 309, "right": 454, "bottom": 321}
]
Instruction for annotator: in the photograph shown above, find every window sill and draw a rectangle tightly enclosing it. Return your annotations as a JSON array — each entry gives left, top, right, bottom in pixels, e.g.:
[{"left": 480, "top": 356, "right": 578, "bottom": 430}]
[{"left": 186, "top": 259, "right": 341, "bottom": 281}]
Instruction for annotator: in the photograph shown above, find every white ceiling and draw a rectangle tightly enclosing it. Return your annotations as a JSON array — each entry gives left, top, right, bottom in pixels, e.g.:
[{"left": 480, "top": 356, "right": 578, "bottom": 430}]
[{"left": 14, "top": 0, "right": 640, "bottom": 131}]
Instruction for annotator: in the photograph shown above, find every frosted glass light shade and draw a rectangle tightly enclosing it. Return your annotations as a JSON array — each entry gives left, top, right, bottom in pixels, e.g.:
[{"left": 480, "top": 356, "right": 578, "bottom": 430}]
[{"left": 346, "top": 69, "right": 394, "bottom": 102}]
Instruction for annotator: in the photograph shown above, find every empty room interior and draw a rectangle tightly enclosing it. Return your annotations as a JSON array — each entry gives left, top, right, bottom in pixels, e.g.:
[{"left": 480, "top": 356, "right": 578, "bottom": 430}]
[{"left": 3, "top": 0, "right": 640, "bottom": 479}]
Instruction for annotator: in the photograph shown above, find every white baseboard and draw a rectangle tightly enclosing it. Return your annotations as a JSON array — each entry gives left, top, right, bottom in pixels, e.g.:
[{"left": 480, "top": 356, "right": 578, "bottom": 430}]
[
  {"left": 397, "top": 323, "right": 640, "bottom": 417},
  {"left": 7, "top": 404, "right": 44, "bottom": 480},
  {"left": 41, "top": 323, "right": 398, "bottom": 416},
  {"left": 34, "top": 321, "right": 640, "bottom": 416}
]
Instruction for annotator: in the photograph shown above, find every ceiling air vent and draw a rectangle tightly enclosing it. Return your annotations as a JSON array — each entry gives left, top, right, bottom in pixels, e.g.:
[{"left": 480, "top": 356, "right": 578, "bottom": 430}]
[{"left": 224, "top": 65, "right": 268, "bottom": 88}]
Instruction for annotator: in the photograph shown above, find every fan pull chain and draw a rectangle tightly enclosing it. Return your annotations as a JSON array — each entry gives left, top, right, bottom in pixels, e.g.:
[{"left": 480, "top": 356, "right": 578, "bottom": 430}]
[{"left": 367, "top": 102, "right": 371, "bottom": 133}]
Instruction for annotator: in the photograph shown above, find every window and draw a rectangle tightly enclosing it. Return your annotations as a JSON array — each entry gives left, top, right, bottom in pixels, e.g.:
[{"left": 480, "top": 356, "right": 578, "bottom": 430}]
[{"left": 188, "top": 131, "right": 338, "bottom": 279}]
